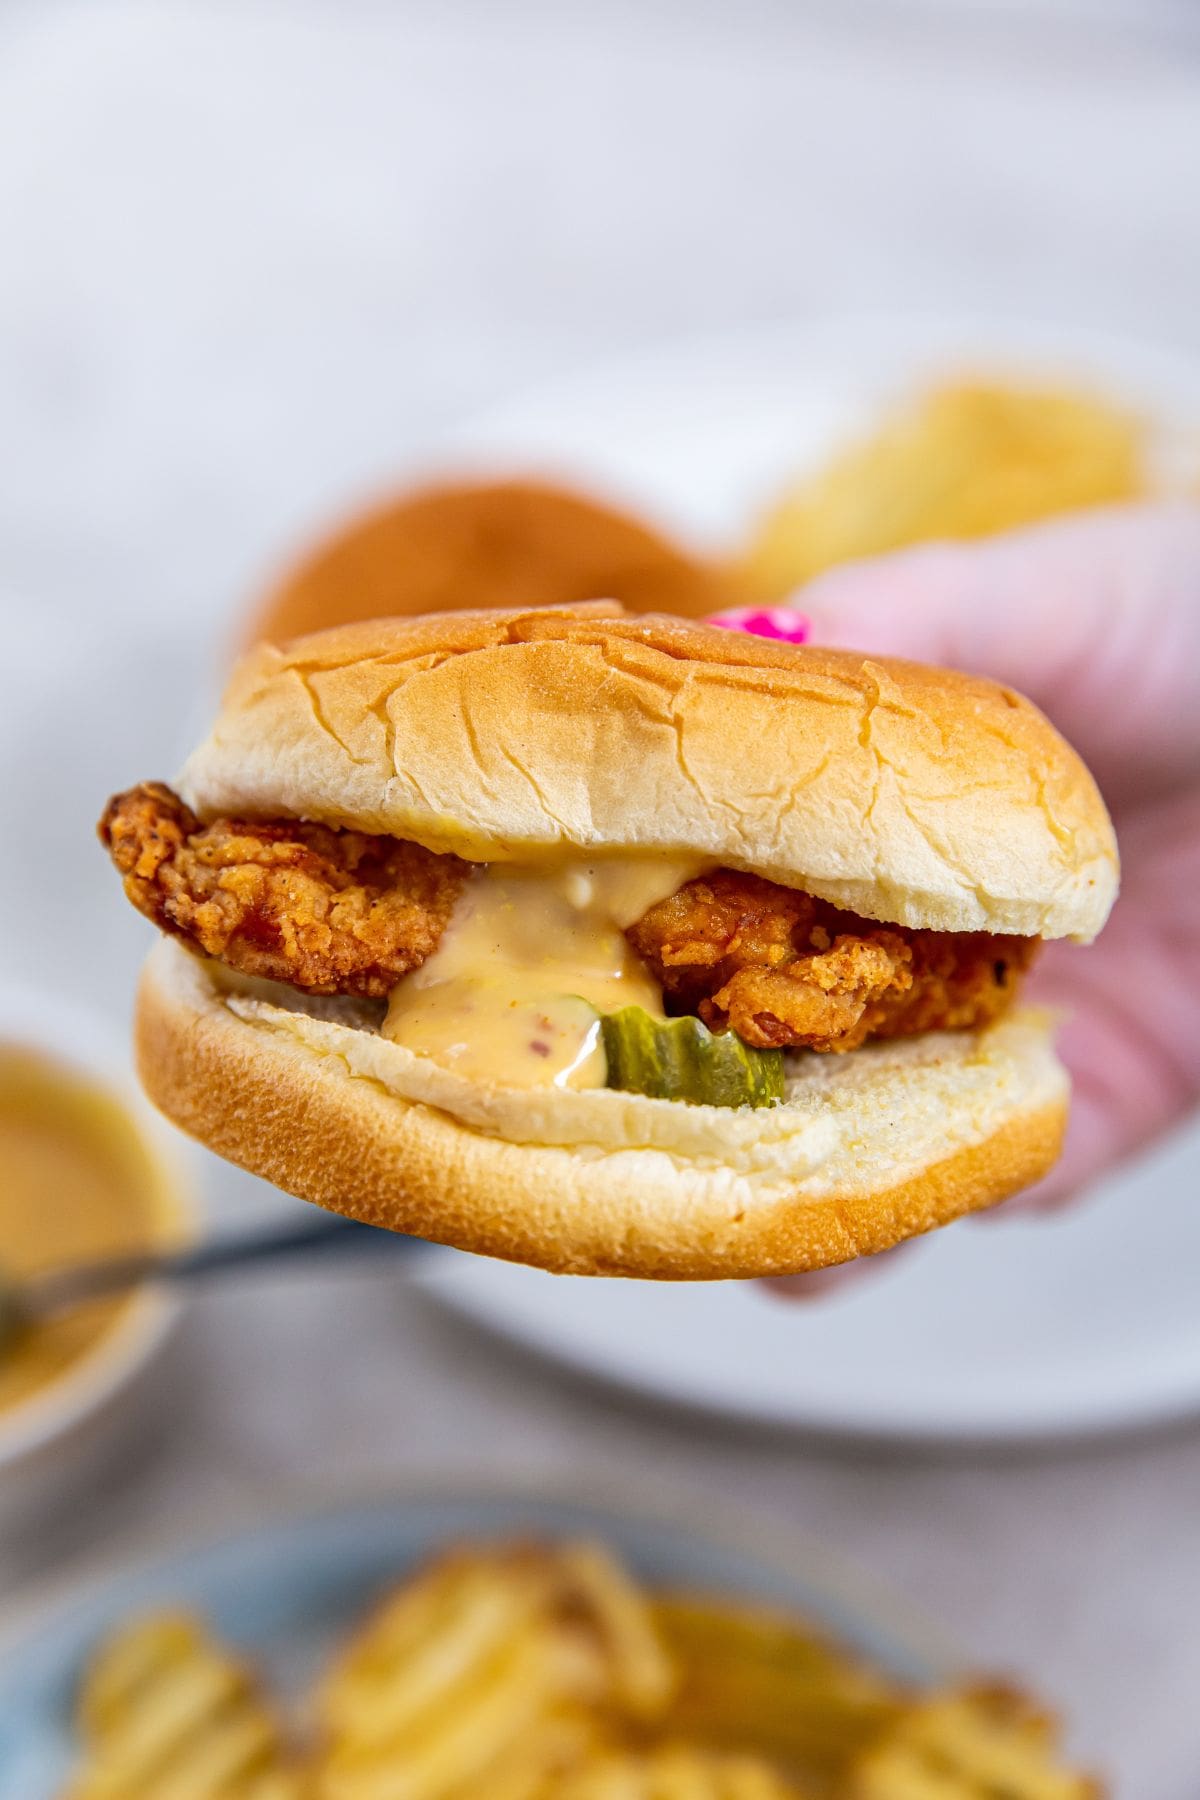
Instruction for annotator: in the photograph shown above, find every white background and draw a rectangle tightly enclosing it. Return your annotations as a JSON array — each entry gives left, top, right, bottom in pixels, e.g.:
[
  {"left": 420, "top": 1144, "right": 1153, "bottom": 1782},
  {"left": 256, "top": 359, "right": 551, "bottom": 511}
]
[{"left": 0, "top": 3, "right": 1198, "bottom": 1792}]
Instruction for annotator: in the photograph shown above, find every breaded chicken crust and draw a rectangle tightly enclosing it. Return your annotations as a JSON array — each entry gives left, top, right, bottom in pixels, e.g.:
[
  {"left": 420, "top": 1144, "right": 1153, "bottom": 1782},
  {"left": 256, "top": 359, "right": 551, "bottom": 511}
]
[
  {"left": 101, "top": 789, "right": 1032, "bottom": 1050},
  {"left": 99, "top": 783, "right": 468, "bottom": 998},
  {"left": 628, "top": 870, "right": 1034, "bottom": 1053}
]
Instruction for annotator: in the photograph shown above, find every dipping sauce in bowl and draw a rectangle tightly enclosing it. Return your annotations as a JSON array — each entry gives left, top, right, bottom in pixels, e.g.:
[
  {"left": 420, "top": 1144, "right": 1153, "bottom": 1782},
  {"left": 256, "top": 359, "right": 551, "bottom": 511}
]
[
  {"left": 0, "top": 994, "right": 193, "bottom": 1535},
  {"left": 0, "top": 1041, "right": 186, "bottom": 1424},
  {"left": 0, "top": 1044, "right": 184, "bottom": 1418}
]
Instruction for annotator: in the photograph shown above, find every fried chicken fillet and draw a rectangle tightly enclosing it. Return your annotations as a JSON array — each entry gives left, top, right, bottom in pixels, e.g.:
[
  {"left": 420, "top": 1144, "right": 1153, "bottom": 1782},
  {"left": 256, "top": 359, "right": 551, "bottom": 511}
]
[
  {"left": 629, "top": 870, "right": 1035, "bottom": 1054},
  {"left": 100, "top": 785, "right": 1033, "bottom": 1049},
  {"left": 99, "top": 783, "right": 468, "bottom": 998}
]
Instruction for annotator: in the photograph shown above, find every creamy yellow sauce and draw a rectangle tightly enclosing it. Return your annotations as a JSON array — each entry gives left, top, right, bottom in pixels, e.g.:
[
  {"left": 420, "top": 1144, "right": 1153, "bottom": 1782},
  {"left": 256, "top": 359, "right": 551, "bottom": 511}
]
[
  {"left": 383, "top": 856, "right": 706, "bottom": 1089},
  {"left": 0, "top": 1045, "right": 176, "bottom": 1416}
]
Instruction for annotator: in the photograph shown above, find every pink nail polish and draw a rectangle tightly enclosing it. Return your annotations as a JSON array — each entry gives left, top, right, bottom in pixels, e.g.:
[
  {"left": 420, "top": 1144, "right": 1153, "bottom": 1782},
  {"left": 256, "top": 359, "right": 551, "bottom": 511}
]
[{"left": 707, "top": 608, "right": 811, "bottom": 644}]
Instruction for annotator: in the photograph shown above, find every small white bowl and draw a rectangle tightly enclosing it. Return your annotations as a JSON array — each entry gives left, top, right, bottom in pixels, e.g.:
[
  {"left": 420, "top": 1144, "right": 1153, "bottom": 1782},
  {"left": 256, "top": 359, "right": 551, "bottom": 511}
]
[{"left": 0, "top": 987, "right": 196, "bottom": 1537}]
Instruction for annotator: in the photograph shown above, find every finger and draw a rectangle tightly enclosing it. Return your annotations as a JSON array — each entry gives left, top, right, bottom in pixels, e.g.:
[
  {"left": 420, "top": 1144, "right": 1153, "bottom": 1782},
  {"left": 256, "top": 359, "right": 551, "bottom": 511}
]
[
  {"left": 990, "top": 786, "right": 1200, "bottom": 1215},
  {"left": 724, "top": 504, "right": 1200, "bottom": 809}
]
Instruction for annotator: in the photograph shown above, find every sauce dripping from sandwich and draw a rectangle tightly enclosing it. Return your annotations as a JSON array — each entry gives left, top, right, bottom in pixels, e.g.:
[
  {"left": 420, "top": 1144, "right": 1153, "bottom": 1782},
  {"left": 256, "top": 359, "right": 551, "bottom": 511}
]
[{"left": 382, "top": 857, "right": 708, "bottom": 1089}]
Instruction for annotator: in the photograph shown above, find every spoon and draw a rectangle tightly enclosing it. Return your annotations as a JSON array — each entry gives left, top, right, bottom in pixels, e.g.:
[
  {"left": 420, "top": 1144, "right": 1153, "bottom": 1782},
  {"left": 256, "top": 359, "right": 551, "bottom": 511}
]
[{"left": 0, "top": 1214, "right": 428, "bottom": 1356}]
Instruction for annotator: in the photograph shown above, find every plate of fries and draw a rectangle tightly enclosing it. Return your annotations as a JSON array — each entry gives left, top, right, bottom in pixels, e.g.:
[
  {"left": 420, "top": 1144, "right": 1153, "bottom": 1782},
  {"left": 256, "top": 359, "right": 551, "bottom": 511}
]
[
  {"left": 443, "top": 311, "right": 1200, "bottom": 560},
  {"left": 0, "top": 1481, "right": 1099, "bottom": 1796}
]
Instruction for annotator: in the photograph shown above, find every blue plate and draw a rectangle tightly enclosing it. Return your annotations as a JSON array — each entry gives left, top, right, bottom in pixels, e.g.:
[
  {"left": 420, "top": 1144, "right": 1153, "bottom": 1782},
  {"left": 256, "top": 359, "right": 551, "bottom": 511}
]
[{"left": 0, "top": 1481, "right": 960, "bottom": 1795}]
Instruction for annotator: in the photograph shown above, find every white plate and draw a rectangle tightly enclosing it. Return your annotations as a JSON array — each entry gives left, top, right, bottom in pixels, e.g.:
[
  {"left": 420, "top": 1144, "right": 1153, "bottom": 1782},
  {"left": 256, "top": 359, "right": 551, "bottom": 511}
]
[{"left": 424, "top": 313, "right": 1200, "bottom": 1444}]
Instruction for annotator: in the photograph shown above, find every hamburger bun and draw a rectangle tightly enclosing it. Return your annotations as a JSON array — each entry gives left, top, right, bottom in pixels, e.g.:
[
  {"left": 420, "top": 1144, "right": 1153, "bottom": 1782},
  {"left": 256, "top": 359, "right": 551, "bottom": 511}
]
[{"left": 248, "top": 479, "right": 735, "bottom": 647}]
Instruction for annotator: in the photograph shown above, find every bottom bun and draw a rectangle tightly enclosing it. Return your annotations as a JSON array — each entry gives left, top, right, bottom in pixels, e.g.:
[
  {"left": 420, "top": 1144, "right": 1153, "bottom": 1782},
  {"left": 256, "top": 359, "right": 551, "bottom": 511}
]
[{"left": 136, "top": 941, "right": 1068, "bottom": 1280}]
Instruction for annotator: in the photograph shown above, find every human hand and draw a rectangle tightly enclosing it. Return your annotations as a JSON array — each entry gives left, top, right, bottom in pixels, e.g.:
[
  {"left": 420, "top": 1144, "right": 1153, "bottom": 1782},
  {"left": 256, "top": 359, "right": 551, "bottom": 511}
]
[{"left": 715, "top": 504, "right": 1200, "bottom": 1276}]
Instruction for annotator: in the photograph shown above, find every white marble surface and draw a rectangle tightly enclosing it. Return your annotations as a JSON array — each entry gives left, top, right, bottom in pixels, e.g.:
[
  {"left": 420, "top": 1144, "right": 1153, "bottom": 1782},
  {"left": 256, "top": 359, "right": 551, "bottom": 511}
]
[{"left": 1, "top": 4, "right": 1199, "bottom": 1792}]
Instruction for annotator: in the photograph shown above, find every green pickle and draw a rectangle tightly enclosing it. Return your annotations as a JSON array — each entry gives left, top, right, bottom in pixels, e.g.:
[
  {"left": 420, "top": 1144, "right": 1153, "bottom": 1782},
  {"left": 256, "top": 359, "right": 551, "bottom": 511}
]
[{"left": 600, "top": 1007, "right": 784, "bottom": 1109}]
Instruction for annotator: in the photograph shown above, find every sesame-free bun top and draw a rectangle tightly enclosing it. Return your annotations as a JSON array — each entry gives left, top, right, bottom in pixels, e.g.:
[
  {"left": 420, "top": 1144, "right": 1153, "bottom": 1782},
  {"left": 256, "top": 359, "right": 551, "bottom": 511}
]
[{"left": 180, "top": 603, "right": 1118, "bottom": 941}]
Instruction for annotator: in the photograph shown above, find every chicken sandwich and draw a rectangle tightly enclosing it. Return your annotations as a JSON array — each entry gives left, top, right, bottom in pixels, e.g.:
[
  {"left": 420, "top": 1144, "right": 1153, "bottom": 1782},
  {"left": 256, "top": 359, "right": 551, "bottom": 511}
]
[{"left": 100, "top": 605, "right": 1117, "bottom": 1278}]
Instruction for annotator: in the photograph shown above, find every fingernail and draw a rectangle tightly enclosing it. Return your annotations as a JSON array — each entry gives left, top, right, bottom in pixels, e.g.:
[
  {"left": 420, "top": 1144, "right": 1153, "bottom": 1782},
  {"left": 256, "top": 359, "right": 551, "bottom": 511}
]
[{"left": 708, "top": 607, "right": 811, "bottom": 644}]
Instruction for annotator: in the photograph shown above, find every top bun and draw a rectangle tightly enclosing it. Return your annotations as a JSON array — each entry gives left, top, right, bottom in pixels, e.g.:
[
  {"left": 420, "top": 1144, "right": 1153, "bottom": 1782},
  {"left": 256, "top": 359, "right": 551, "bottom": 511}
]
[{"left": 180, "top": 604, "right": 1117, "bottom": 940}]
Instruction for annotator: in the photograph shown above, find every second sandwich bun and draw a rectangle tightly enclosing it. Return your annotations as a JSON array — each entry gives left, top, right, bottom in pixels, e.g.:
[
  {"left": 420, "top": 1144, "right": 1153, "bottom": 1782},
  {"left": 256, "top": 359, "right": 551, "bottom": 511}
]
[{"left": 248, "top": 479, "right": 734, "bottom": 646}]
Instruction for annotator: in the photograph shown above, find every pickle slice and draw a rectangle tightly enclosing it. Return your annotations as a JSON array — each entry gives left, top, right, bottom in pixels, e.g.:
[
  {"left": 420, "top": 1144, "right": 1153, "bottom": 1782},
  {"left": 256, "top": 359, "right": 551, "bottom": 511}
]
[{"left": 601, "top": 1007, "right": 784, "bottom": 1109}]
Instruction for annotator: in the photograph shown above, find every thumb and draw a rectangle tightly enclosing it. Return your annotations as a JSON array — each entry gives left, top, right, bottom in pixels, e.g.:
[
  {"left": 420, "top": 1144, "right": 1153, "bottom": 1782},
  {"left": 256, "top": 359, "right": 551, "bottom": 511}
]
[{"left": 717, "top": 504, "right": 1200, "bottom": 811}]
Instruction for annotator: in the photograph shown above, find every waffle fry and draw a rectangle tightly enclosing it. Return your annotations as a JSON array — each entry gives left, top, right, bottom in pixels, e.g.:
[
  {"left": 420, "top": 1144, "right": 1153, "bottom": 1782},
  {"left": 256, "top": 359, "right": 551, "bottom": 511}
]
[
  {"left": 844, "top": 1686, "right": 1100, "bottom": 1799},
  {"left": 554, "top": 1743, "right": 805, "bottom": 1797},
  {"left": 469, "top": 1711, "right": 612, "bottom": 1800},
  {"left": 62, "top": 1610, "right": 304, "bottom": 1800},
  {"left": 558, "top": 1541, "right": 677, "bottom": 1718},
  {"left": 652, "top": 1597, "right": 902, "bottom": 1792},
  {"left": 740, "top": 379, "right": 1147, "bottom": 597},
  {"left": 313, "top": 1542, "right": 674, "bottom": 1798}
]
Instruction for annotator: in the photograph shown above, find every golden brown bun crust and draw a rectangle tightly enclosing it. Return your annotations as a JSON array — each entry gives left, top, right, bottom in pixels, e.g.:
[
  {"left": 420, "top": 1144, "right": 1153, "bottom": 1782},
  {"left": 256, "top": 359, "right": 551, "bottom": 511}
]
[
  {"left": 183, "top": 605, "right": 1117, "bottom": 941},
  {"left": 248, "top": 479, "right": 735, "bottom": 647},
  {"left": 136, "top": 944, "right": 1067, "bottom": 1280}
]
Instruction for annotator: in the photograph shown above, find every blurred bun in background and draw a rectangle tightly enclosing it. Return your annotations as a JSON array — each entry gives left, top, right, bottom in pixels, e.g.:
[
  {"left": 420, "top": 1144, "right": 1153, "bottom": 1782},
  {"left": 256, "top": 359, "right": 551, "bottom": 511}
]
[
  {"left": 250, "top": 477, "right": 737, "bottom": 647},
  {"left": 247, "top": 379, "right": 1165, "bottom": 657}
]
